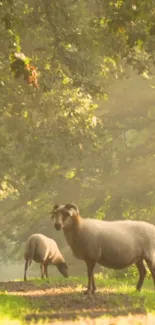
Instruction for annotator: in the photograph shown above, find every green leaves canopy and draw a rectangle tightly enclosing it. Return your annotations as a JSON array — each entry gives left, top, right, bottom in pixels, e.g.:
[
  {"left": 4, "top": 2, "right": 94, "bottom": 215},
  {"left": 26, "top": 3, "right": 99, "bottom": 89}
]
[{"left": 1, "top": 0, "right": 155, "bottom": 259}]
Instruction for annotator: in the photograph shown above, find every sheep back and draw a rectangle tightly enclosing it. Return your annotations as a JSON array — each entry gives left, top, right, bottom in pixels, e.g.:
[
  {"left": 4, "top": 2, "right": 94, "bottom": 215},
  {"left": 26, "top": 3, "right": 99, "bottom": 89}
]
[
  {"left": 24, "top": 233, "right": 64, "bottom": 265},
  {"left": 64, "top": 219, "right": 155, "bottom": 269}
]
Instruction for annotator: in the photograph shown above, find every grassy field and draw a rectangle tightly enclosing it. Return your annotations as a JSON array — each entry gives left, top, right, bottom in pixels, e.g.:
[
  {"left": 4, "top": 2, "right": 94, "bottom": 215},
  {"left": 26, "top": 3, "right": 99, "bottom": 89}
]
[{"left": 0, "top": 274, "right": 155, "bottom": 325}]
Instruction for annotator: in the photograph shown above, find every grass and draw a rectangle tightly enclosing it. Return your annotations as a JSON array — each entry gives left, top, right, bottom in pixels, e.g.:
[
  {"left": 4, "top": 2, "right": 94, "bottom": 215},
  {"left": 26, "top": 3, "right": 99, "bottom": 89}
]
[
  {"left": 0, "top": 294, "right": 29, "bottom": 325},
  {"left": 0, "top": 275, "right": 155, "bottom": 324}
]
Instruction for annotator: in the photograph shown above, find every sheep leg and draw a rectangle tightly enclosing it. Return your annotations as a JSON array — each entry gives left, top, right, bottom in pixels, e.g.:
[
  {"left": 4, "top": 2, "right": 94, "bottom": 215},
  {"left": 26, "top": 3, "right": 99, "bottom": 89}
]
[
  {"left": 44, "top": 264, "right": 49, "bottom": 279},
  {"left": 85, "top": 260, "right": 96, "bottom": 295},
  {"left": 145, "top": 259, "right": 155, "bottom": 290},
  {"left": 40, "top": 263, "right": 45, "bottom": 279},
  {"left": 24, "top": 259, "right": 29, "bottom": 281},
  {"left": 92, "top": 273, "right": 96, "bottom": 293},
  {"left": 135, "top": 260, "right": 146, "bottom": 291}
]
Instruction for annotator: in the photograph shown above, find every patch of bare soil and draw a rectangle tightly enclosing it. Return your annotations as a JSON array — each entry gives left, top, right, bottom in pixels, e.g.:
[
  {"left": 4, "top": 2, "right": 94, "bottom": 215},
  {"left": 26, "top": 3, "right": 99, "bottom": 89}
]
[{"left": 0, "top": 281, "right": 153, "bottom": 325}]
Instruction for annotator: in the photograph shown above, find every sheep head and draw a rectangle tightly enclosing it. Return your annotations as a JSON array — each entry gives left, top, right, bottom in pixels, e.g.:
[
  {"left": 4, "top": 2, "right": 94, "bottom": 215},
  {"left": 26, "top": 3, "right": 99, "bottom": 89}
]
[
  {"left": 51, "top": 203, "right": 79, "bottom": 230},
  {"left": 56, "top": 262, "right": 69, "bottom": 278}
]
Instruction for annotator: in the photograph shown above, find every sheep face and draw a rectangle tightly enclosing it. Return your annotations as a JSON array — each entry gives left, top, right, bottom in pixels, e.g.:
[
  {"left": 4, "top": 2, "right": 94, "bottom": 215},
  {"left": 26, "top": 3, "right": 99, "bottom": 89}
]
[
  {"left": 53, "top": 207, "right": 72, "bottom": 230},
  {"left": 56, "top": 262, "right": 68, "bottom": 278},
  {"left": 51, "top": 203, "right": 79, "bottom": 230}
]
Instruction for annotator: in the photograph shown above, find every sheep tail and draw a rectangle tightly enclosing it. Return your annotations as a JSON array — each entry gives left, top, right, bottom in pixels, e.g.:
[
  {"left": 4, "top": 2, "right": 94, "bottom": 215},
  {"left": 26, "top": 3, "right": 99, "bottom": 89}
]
[{"left": 28, "top": 240, "right": 36, "bottom": 266}]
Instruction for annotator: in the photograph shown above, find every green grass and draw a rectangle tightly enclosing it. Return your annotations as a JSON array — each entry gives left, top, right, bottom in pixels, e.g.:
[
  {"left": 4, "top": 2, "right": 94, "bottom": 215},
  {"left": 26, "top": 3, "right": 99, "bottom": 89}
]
[
  {"left": 0, "top": 275, "right": 155, "bottom": 324},
  {"left": 0, "top": 294, "right": 30, "bottom": 324}
]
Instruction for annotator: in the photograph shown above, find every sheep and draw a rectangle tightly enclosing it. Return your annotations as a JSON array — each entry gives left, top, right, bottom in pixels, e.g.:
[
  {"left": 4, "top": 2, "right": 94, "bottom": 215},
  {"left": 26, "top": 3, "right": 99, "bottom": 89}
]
[
  {"left": 24, "top": 233, "right": 68, "bottom": 281},
  {"left": 50, "top": 203, "right": 155, "bottom": 294}
]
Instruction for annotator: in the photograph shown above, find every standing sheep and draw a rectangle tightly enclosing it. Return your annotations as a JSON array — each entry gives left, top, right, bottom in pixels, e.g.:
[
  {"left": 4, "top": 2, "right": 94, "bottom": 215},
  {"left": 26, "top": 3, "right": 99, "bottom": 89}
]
[
  {"left": 24, "top": 233, "right": 68, "bottom": 281},
  {"left": 50, "top": 203, "right": 155, "bottom": 294}
]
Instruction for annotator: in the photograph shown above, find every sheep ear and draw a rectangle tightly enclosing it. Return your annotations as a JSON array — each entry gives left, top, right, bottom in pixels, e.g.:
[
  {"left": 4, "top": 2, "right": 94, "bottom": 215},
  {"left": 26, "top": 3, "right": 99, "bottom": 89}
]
[
  {"left": 53, "top": 204, "right": 60, "bottom": 210},
  {"left": 49, "top": 204, "right": 60, "bottom": 218},
  {"left": 65, "top": 203, "right": 79, "bottom": 215}
]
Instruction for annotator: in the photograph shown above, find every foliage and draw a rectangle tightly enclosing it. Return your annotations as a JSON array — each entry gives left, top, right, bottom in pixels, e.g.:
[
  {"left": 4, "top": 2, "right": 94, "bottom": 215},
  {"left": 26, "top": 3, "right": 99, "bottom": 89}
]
[
  {"left": 1, "top": 0, "right": 155, "bottom": 262},
  {"left": 10, "top": 52, "right": 39, "bottom": 88}
]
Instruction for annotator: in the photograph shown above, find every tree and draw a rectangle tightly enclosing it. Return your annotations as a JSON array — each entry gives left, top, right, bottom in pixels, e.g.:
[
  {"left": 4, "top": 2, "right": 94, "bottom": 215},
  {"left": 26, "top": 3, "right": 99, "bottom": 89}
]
[{"left": 1, "top": 0, "right": 155, "bottom": 262}]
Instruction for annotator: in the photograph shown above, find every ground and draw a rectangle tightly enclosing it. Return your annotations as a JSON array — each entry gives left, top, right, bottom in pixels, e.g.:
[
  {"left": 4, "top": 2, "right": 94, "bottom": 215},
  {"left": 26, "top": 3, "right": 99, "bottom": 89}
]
[{"left": 0, "top": 276, "right": 155, "bottom": 324}]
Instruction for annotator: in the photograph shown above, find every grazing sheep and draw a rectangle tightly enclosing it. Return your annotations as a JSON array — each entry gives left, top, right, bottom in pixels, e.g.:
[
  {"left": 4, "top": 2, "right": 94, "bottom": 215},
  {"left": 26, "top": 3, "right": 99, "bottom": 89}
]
[
  {"left": 50, "top": 203, "right": 155, "bottom": 294},
  {"left": 24, "top": 233, "right": 68, "bottom": 281}
]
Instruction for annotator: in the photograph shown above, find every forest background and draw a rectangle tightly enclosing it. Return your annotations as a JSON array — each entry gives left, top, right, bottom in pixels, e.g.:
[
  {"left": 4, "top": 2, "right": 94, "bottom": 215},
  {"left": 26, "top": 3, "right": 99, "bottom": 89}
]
[{"left": 1, "top": 0, "right": 155, "bottom": 280}]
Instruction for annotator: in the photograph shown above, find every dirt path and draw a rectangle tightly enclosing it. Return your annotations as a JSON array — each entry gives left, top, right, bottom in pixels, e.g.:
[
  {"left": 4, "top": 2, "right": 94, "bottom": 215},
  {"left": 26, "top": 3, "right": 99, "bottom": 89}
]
[{"left": 0, "top": 281, "right": 154, "bottom": 325}]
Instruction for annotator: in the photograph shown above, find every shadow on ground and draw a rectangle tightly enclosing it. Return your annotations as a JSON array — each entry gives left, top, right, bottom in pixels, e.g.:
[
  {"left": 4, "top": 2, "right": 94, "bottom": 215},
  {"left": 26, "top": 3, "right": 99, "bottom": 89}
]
[{"left": 0, "top": 280, "right": 147, "bottom": 323}]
